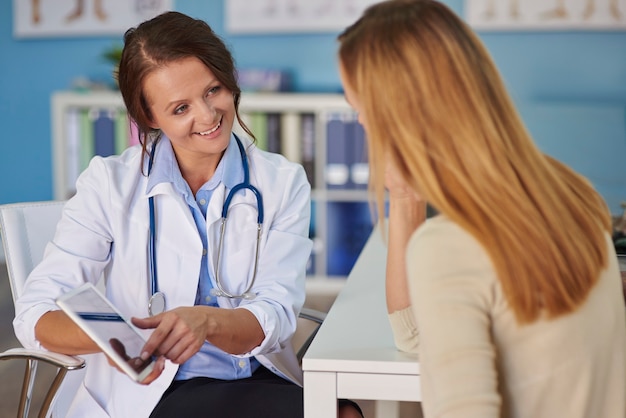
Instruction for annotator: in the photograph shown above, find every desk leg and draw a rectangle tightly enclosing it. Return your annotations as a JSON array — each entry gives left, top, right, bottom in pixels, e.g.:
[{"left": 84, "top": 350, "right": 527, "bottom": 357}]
[
  {"left": 304, "top": 371, "right": 337, "bottom": 418},
  {"left": 375, "top": 400, "right": 400, "bottom": 418}
]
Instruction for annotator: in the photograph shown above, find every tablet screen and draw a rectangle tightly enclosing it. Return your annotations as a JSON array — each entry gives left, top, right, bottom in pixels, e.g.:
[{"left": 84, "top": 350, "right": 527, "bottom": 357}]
[{"left": 56, "top": 283, "right": 155, "bottom": 381}]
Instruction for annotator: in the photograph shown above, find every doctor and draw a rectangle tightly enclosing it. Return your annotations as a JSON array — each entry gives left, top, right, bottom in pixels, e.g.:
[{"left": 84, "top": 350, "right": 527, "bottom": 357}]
[{"left": 15, "top": 11, "right": 368, "bottom": 418}]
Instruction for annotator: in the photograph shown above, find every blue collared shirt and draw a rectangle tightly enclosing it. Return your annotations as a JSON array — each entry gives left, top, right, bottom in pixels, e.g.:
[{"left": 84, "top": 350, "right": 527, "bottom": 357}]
[{"left": 146, "top": 134, "right": 260, "bottom": 380}]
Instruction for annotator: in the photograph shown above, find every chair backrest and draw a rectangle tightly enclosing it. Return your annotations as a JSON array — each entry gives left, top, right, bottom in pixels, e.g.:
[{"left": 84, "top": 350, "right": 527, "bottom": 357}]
[
  {"left": 0, "top": 201, "right": 66, "bottom": 303},
  {"left": 0, "top": 201, "right": 87, "bottom": 418}
]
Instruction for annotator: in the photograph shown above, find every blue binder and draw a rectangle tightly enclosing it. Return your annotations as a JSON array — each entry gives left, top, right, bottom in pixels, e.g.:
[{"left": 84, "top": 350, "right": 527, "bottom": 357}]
[
  {"left": 93, "top": 110, "right": 115, "bottom": 158},
  {"left": 325, "top": 113, "right": 350, "bottom": 189},
  {"left": 266, "top": 113, "right": 282, "bottom": 154},
  {"left": 348, "top": 118, "right": 368, "bottom": 190},
  {"left": 326, "top": 201, "right": 373, "bottom": 276}
]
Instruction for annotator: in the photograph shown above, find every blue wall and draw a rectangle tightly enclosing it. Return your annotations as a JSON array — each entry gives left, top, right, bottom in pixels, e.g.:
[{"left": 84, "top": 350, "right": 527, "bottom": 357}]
[{"left": 1, "top": 0, "right": 625, "bottom": 213}]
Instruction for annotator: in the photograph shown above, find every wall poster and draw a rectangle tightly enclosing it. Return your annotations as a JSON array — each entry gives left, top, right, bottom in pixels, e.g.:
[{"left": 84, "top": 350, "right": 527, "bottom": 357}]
[
  {"left": 225, "top": 0, "right": 380, "bottom": 33},
  {"left": 465, "top": 0, "right": 626, "bottom": 30},
  {"left": 13, "top": 0, "right": 173, "bottom": 38}
]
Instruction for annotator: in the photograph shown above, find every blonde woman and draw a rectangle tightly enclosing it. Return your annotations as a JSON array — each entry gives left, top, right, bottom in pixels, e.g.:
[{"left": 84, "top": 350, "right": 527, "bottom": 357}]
[{"left": 337, "top": 1, "right": 626, "bottom": 417}]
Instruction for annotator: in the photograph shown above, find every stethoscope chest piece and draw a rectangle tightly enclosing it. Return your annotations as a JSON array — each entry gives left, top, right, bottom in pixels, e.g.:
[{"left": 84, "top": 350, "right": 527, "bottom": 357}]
[{"left": 149, "top": 291, "right": 166, "bottom": 316}]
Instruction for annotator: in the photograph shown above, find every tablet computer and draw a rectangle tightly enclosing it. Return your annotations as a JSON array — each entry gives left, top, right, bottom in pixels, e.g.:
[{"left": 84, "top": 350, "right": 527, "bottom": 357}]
[{"left": 56, "top": 282, "right": 155, "bottom": 382}]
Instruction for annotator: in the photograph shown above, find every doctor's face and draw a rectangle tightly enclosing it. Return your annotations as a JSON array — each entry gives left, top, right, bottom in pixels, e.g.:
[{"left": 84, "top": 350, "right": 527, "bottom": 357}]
[{"left": 143, "top": 56, "right": 236, "bottom": 163}]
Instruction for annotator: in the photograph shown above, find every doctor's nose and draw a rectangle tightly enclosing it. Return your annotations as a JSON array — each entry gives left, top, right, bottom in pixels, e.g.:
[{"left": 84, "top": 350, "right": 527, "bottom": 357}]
[{"left": 198, "top": 101, "right": 218, "bottom": 122}]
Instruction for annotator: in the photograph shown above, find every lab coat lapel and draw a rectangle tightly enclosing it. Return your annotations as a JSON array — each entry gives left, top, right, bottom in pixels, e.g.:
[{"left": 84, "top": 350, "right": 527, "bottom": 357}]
[
  {"left": 206, "top": 184, "right": 226, "bottom": 303},
  {"left": 206, "top": 183, "right": 226, "bottom": 227},
  {"left": 147, "top": 183, "right": 202, "bottom": 307}
]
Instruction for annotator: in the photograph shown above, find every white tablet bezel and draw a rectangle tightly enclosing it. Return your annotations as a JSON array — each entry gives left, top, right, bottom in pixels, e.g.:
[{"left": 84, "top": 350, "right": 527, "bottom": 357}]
[{"left": 56, "top": 282, "right": 155, "bottom": 382}]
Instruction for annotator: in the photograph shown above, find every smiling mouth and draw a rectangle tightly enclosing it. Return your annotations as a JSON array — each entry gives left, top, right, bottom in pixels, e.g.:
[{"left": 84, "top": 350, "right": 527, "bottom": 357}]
[{"left": 197, "top": 118, "right": 222, "bottom": 135}]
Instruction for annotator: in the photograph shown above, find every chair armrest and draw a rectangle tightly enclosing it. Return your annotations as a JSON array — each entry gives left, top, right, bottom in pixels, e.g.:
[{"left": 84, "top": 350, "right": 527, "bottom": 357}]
[
  {"left": 299, "top": 307, "right": 326, "bottom": 324},
  {"left": 0, "top": 347, "right": 85, "bottom": 370},
  {"left": 297, "top": 308, "right": 327, "bottom": 361},
  {"left": 1, "top": 347, "right": 85, "bottom": 418}
]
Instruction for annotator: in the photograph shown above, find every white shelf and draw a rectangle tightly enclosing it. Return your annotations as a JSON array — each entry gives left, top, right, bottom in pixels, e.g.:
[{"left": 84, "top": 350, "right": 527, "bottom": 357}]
[
  {"left": 51, "top": 90, "right": 372, "bottom": 296},
  {"left": 240, "top": 92, "right": 349, "bottom": 112},
  {"left": 51, "top": 91, "right": 125, "bottom": 201}
]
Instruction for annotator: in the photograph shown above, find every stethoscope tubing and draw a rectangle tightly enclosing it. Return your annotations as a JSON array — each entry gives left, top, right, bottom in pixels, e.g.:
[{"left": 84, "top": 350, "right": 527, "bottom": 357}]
[{"left": 147, "top": 134, "right": 263, "bottom": 313}]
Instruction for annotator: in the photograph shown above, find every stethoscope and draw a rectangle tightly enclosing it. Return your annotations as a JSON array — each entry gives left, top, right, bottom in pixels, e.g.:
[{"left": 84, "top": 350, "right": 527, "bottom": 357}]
[{"left": 147, "top": 135, "right": 264, "bottom": 316}]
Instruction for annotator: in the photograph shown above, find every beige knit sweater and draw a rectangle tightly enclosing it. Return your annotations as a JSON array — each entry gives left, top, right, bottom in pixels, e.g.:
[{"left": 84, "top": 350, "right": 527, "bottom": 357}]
[{"left": 388, "top": 215, "right": 626, "bottom": 418}]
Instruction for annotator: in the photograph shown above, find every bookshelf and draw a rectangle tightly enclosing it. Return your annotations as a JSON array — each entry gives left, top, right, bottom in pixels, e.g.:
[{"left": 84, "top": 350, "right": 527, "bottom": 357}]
[{"left": 51, "top": 91, "right": 372, "bottom": 295}]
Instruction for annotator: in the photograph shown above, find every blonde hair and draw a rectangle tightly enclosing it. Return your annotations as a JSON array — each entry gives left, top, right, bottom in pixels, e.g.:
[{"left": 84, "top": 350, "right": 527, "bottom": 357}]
[{"left": 338, "top": 0, "right": 612, "bottom": 323}]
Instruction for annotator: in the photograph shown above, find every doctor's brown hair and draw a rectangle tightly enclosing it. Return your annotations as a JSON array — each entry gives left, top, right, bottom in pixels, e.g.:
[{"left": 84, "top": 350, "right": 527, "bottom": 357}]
[
  {"left": 117, "top": 11, "right": 254, "bottom": 164},
  {"left": 338, "top": 0, "right": 612, "bottom": 323}
]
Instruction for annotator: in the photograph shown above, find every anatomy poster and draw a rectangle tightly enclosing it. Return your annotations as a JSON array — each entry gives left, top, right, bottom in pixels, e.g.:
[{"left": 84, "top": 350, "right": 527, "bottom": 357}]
[
  {"left": 466, "top": 0, "right": 626, "bottom": 30},
  {"left": 226, "top": 0, "right": 379, "bottom": 33},
  {"left": 13, "top": 0, "right": 173, "bottom": 38}
]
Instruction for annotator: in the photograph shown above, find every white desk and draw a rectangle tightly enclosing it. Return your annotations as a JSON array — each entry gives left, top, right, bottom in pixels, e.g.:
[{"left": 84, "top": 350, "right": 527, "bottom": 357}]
[{"left": 302, "top": 230, "right": 421, "bottom": 418}]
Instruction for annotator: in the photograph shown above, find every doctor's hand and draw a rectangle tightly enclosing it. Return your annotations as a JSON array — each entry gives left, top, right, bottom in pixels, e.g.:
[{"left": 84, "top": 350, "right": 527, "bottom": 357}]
[
  {"left": 132, "top": 307, "right": 209, "bottom": 365},
  {"left": 102, "top": 340, "right": 166, "bottom": 385},
  {"left": 139, "top": 355, "right": 166, "bottom": 385}
]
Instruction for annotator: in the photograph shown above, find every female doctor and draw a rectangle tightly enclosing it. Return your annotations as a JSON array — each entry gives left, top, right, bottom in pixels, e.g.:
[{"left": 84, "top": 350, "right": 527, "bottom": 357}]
[{"left": 14, "top": 11, "right": 369, "bottom": 418}]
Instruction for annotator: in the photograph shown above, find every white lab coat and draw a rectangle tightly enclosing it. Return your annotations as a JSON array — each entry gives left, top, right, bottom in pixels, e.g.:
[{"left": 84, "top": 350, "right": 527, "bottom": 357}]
[{"left": 13, "top": 136, "right": 313, "bottom": 418}]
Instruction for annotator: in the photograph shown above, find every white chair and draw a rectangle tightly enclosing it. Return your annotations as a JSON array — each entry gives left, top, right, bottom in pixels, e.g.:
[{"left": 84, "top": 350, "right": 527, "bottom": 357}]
[
  {"left": 0, "top": 200, "right": 324, "bottom": 418},
  {"left": 0, "top": 201, "right": 85, "bottom": 418}
]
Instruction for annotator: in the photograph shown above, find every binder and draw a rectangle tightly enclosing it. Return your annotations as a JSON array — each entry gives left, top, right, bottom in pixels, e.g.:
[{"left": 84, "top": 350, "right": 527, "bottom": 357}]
[
  {"left": 325, "top": 113, "right": 350, "bottom": 189},
  {"left": 93, "top": 109, "right": 115, "bottom": 158},
  {"left": 233, "top": 112, "right": 252, "bottom": 141},
  {"left": 280, "top": 112, "right": 301, "bottom": 164},
  {"left": 301, "top": 113, "right": 316, "bottom": 187},
  {"left": 266, "top": 113, "right": 282, "bottom": 154},
  {"left": 65, "top": 109, "right": 80, "bottom": 197},
  {"left": 349, "top": 117, "right": 368, "bottom": 189},
  {"left": 114, "top": 110, "right": 129, "bottom": 155},
  {"left": 129, "top": 119, "right": 140, "bottom": 146},
  {"left": 249, "top": 112, "right": 268, "bottom": 151},
  {"left": 326, "top": 201, "right": 373, "bottom": 276},
  {"left": 79, "top": 109, "right": 95, "bottom": 172},
  {"left": 307, "top": 200, "right": 317, "bottom": 275}
]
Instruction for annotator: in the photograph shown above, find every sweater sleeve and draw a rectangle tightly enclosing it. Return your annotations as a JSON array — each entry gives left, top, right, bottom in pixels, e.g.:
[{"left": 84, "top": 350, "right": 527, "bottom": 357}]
[
  {"left": 388, "top": 306, "right": 419, "bottom": 354},
  {"left": 407, "top": 217, "right": 501, "bottom": 418}
]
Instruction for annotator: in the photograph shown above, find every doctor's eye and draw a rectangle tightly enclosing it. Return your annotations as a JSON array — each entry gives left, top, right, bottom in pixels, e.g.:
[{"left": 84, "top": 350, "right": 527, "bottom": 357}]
[
  {"left": 174, "top": 104, "right": 189, "bottom": 115},
  {"left": 206, "top": 86, "right": 221, "bottom": 97}
]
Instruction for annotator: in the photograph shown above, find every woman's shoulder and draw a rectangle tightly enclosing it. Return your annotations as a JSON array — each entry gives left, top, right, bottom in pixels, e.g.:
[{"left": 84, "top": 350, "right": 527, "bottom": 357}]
[
  {"left": 408, "top": 215, "right": 495, "bottom": 280},
  {"left": 412, "top": 215, "right": 478, "bottom": 248}
]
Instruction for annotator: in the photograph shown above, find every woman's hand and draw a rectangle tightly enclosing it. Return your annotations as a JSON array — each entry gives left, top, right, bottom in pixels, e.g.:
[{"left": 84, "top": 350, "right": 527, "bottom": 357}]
[
  {"left": 384, "top": 154, "right": 426, "bottom": 318},
  {"left": 384, "top": 156, "right": 421, "bottom": 201}
]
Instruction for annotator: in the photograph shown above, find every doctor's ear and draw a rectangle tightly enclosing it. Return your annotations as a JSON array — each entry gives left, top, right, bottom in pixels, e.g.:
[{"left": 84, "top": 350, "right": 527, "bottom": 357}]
[{"left": 144, "top": 109, "right": 158, "bottom": 130}]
